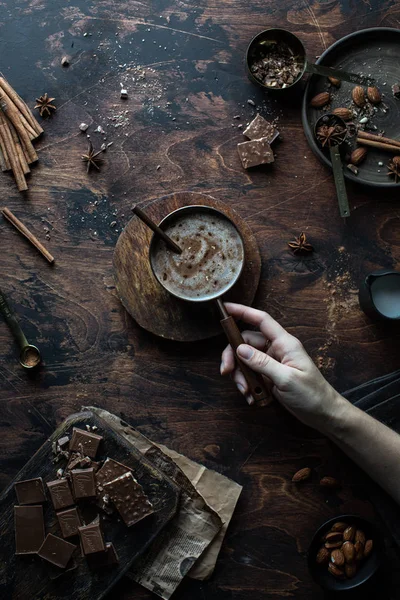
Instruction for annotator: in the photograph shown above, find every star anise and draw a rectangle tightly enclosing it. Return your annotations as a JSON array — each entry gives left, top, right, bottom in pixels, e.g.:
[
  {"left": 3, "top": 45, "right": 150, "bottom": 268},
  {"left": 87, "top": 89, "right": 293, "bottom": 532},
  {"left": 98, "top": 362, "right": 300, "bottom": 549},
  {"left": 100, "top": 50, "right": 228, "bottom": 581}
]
[
  {"left": 34, "top": 93, "right": 56, "bottom": 117},
  {"left": 316, "top": 124, "right": 346, "bottom": 148},
  {"left": 81, "top": 141, "right": 103, "bottom": 173},
  {"left": 388, "top": 156, "right": 400, "bottom": 183},
  {"left": 288, "top": 232, "right": 314, "bottom": 254}
]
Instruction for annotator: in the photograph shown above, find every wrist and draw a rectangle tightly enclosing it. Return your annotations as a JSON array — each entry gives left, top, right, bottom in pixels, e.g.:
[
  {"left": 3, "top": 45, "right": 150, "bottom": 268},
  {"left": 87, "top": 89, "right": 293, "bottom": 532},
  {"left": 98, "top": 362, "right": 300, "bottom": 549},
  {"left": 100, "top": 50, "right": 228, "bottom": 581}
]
[{"left": 320, "top": 390, "right": 358, "bottom": 441}]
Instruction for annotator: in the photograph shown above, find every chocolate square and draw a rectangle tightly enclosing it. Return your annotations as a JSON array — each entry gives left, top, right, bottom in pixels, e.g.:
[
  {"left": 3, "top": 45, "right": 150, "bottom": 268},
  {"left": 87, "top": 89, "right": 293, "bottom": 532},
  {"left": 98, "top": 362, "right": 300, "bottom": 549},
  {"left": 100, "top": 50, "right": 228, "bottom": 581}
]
[
  {"left": 14, "top": 505, "right": 45, "bottom": 554},
  {"left": 71, "top": 468, "right": 96, "bottom": 499},
  {"left": 237, "top": 137, "right": 274, "bottom": 169},
  {"left": 57, "top": 507, "right": 81, "bottom": 538},
  {"left": 38, "top": 533, "right": 76, "bottom": 569},
  {"left": 87, "top": 543, "right": 119, "bottom": 569},
  {"left": 47, "top": 478, "right": 74, "bottom": 510},
  {"left": 78, "top": 521, "right": 105, "bottom": 555},
  {"left": 70, "top": 427, "right": 102, "bottom": 458},
  {"left": 243, "top": 114, "right": 277, "bottom": 142},
  {"left": 103, "top": 472, "right": 154, "bottom": 527},
  {"left": 96, "top": 458, "right": 132, "bottom": 490},
  {"left": 15, "top": 478, "right": 46, "bottom": 505}
]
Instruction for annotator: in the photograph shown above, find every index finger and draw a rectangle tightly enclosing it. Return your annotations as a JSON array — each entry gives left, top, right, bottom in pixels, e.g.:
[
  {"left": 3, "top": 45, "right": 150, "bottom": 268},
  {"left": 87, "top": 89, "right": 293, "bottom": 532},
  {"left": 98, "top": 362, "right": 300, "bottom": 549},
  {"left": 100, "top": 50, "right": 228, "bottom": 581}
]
[{"left": 224, "top": 303, "right": 291, "bottom": 343}]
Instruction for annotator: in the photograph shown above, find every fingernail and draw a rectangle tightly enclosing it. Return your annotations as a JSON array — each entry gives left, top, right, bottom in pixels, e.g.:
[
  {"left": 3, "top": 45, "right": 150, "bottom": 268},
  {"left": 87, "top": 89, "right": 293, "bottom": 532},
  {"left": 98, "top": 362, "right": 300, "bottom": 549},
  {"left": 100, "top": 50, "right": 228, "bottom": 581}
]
[
  {"left": 237, "top": 384, "right": 245, "bottom": 394},
  {"left": 220, "top": 361, "right": 225, "bottom": 375},
  {"left": 237, "top": 344, "right": 254, "bottom": 360}
]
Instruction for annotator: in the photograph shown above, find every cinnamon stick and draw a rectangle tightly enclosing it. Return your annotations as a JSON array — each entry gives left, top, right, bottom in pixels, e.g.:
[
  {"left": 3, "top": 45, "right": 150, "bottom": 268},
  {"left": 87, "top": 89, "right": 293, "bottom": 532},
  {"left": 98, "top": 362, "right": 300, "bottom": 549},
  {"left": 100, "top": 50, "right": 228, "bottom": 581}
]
[
  {"left": 20, "top": 113, "right": 37, "bottom": 140},
  {"left": 2, "top": 207, "right": 54, "bottom": 263},
  {"left": 0, "top": 111, "right": 27, "bottom": 191},
  {"left": 356, "top": 137, "right": 400, "bottom": 154},
  {"left": 9, "top": 122, "right": 30, "bottom": 175},
  {"left": 0, "top": 147, "right": 6, "bottom": 172},
  {"left": 0, "top": 126, "right": 11, "bottom": 170},
  {"left": 0, "top": 96, "right": 37, "bottom": 163},
  {"left": 357, "top": 130, "right": 400, "bottom": 150},
  {"left": 0, "top": 76, "right": 43, "bottom": 136}
]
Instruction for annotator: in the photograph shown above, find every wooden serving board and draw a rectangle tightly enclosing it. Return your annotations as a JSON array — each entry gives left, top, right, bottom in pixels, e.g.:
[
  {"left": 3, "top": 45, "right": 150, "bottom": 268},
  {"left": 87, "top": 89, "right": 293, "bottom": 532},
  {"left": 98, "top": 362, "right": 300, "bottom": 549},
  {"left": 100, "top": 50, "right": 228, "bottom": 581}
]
[
  {"left": 0, "top": 411, "right": 180, "bottom": 600},
  {"left": 113, "top": 191, "right": 261, "bottom": 341}
]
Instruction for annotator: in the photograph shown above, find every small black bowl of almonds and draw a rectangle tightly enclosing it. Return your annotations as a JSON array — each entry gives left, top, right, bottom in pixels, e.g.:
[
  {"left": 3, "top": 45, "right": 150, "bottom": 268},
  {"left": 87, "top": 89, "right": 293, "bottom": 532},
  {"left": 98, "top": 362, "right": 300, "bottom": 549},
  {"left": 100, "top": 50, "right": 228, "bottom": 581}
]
[{"left": 308, "top": 515, "right": 384, "bottom": 592}]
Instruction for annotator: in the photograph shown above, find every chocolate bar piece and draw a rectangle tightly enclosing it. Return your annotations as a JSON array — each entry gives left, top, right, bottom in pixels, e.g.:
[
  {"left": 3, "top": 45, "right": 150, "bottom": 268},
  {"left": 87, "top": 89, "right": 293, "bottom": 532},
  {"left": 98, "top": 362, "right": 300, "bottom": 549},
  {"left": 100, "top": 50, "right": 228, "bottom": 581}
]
[
  {"left": 237, "top": 137, "right": 274, "bottom": 169},
  {"left": 78, "top": 520, "right": 105, "bottom": 555},
  {"left": 96, "top": 458, "right": 132, "bottom": 489},
  {"left": 47, "top": 478, "right": 74, "bottom": 510},
  {"left": 14, "top": 505, "right": 45, "bottom": 554},
  {"left": 38, "top": 533, "right": 76, "bottom": 569},
  {"left": 71, "top": 468, "right": 96, "bottom": 499},
  {"left": 103, "top": 472, "right": 154, "bottom": 527},
  {"left": 70, "top": 427, "right": 102, "bottom": 458},
  {"left": 15, "top": 477, "right": 46, "bottom": 505},
  {"left": 243, "top": 114, "right": 277, "bottom": 142},
  {"left": 57, "top": 507, "right": 81, "bottom": 538},
  {"left": 57, "top": 435, "right": 70, "bottom": 450},
  {"left": 87, "top": 543, "right": 119, "bottom": 569}
]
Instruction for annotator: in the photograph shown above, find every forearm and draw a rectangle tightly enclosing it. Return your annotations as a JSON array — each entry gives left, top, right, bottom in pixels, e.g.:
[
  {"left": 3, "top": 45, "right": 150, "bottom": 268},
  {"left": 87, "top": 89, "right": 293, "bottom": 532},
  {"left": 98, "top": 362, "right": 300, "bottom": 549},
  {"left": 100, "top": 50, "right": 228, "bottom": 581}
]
[{"left": 327, "top": 395, "right": 400, "bottom": 505}]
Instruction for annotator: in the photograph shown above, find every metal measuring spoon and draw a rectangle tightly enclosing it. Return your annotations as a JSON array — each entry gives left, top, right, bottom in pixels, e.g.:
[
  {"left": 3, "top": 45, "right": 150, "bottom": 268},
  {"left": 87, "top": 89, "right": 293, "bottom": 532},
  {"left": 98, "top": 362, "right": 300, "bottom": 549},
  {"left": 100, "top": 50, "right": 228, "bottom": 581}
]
[
  {"left": 315, "top": 113, "right": 350, "bottom": 218},
  {"left": 0, "top": 289, "right": 41, "bottom": 369}
]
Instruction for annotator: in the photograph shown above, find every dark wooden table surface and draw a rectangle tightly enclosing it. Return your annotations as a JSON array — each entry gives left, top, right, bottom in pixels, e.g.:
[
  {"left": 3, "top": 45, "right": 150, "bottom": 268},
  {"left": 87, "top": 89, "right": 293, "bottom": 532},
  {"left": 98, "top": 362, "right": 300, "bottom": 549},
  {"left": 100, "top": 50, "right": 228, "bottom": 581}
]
[{"left": 1, "top": 0, "right": 400, "bottom": 598}]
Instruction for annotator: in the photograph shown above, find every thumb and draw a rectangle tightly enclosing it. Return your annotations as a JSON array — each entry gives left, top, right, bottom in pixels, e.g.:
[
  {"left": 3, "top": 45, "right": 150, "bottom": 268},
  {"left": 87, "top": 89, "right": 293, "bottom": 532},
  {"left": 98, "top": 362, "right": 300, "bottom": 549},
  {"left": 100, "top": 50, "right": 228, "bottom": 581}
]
[{"left": 237, "top": 344, "right": 289, "bottom": 387}]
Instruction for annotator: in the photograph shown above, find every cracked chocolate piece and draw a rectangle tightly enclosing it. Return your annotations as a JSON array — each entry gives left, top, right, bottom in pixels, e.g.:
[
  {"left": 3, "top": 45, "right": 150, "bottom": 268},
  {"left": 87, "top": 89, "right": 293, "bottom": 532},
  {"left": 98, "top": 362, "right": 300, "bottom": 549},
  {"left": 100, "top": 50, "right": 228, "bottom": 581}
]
[
  {"left": 87, "top": 542, "right": 119, "bottom": 569},
  {"left": 78, "top": 520, "right": 105, "bottom": 555},
  {"left": 38, "top": 533, "right": 76, "bottom": 569},
  {"left": 70, "top": 427, "right": 102, "bottom": 458},
  {"left": 71, "top": 468, "right": 96, "bottom": 499},
  {"left": 47, "top": 478, "right": 74, "bottom": 510},
  {"left": 96, "top": 458, "right": 133, "bottom": 490},
  {"left": 14, "top": 505, "right": 45, "bottom": 555},
  {"left": 57, "top": 507, "right": 82, "bottom": 538},
  {"left": 103, "top": 472, "right": 154, "bottom": 527},
  {"left": 243, "top": 114, "right": 277, "bottom": 142},
  {"left": 237, "top": 137, "right": 274, "bottom": 169},
  {"left": 15, "top": 478, "right": 46, "bottom": 505}
]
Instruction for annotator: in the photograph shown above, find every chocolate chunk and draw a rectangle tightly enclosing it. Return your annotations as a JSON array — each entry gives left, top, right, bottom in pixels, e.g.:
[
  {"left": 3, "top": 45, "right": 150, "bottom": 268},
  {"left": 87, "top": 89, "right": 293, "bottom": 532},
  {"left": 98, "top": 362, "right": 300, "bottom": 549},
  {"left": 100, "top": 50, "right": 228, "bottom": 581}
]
[
  {"left": 96, "top": 458, "right": 133, "bottom": 489},
  {"left": 15, "top": 477, "right": 46, "bottom": 505},
  {"left": 71, "top": 468, "right": 96, "bottom": 499},
  {"left": 57, "top": 435, "right": 70, "bottom": 450},
  {"left": 14, "top": 505, "right": 45, "bottom": 554},
  {"left": 237, "top": 137, "right": 274, "bottom": 169},
  {"left": 47, "top": 478, "right": 74, "bottom": 510},
  {"left": 70, "top": 427, "right": 102, "bottom": 458},
  {"left": 103, "top": 472, "right": 154, "bottom": 527},
  {"left": 49, "top": 558, "right": 78, "bottom": 580},
  {"left": 87, "top": 542, "right": 119, "bottom": 569},
  {"left": 243, "top": 114, "right": 277, "bottom": 142},
  {"left": 38, "top": 533, "right": 76, "bottom": 569},
  {"left": 57, "top": 507, "right": 82, "bottom": 538},
  {"left": 78, "top": 520, "right": 105, "bottom": 555}
]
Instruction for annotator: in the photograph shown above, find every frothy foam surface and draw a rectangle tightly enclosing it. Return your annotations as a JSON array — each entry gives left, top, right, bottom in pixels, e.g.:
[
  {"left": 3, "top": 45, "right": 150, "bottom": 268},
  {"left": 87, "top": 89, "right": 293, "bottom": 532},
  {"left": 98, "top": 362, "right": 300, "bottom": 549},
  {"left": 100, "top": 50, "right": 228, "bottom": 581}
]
[{"left": 151, "top": 212, "right": 244, "bottom": 300}]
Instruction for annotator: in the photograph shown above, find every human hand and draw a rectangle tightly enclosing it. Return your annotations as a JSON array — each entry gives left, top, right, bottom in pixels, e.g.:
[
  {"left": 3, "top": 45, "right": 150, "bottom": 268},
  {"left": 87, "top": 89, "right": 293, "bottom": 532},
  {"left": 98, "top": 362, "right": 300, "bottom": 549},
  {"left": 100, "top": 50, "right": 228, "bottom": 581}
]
[{"left": 220, "top": 303, "right": 347, "bottom": 433}]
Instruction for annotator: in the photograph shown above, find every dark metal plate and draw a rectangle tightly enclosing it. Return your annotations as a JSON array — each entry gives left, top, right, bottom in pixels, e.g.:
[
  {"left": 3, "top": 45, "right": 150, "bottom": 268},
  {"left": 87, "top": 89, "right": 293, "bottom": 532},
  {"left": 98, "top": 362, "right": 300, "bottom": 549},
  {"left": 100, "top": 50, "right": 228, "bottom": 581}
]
[{"left": 302, "top": 27, "right": 400, "bottom": 188}]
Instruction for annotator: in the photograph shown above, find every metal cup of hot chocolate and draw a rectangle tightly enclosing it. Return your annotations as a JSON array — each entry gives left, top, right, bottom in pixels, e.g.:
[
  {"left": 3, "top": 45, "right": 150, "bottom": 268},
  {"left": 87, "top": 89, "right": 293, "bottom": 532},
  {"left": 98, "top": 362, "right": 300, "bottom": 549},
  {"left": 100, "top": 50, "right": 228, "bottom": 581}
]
[{"left": 148, "top": 205, "right": 270, "bottom": 405}]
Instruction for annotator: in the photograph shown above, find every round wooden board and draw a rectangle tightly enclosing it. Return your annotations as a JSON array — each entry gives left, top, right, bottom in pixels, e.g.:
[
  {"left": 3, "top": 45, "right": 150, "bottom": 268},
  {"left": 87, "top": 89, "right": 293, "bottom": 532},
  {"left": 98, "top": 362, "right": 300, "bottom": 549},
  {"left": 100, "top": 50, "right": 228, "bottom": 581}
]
[{"left": 113, "top": 192, "right": 262, "bottom": 342}]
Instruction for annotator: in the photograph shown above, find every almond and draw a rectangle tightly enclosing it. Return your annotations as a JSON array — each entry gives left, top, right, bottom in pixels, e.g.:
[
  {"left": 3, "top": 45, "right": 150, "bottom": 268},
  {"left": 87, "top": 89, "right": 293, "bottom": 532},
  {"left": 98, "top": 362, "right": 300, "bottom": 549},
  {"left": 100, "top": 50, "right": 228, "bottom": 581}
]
[
  {"left": 331, "top": 521, "right": 348, "bottom": 532},
  {"left": 342, "top": 541, "right": 355, "bottom": 563},
  {"left": 352, "top": 85, "right": 366, "bottom": 107},
  {"left": 316, "top": 546, "right": 330, "bottom": 565},
  {"left": 325, "top": 541, "right": 343, "bottom": 550},
  {"left": 320, "top": 476, "right": 340, "bottom": 489},
  {"left": 292, "top": 467, "right": 312, "bottom": 482},
  {"left": 325, "top": 531, "right": 343, "bottom": 543},
  {"left": 355, "top": 529, "right": 366, "bottom": 545},
  {"left": 345, "top": 563, "right": 358, "bottom": 579},
  {"left": 328, "top": 562, "right": 345, "bottom": 579},
  {"left": 354, "top": 540, "right": 364, "bottom": 561},
  {"left": 332, "top": 107, "right": 353, "bottom": 120},
  {"left": 310, "top": 92, "right": 330, "bottom": 108},
  {"left": 350, "top": 147, "right": 367, "bottom": 165},
  {"left": 343, "top": 526, "right": 356, "bottom": 542},
  {"left": 364, "top": 539, "right": 373, "bottom": 558},
  {"left": 328, "top": 76, "right": 341, "bottom": 87},
  {"left": 330, "top": 549, "right": 345, "bottom": 567},
  {"left": 367, "top": 86, "right": 381, "bottom": 104}
]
